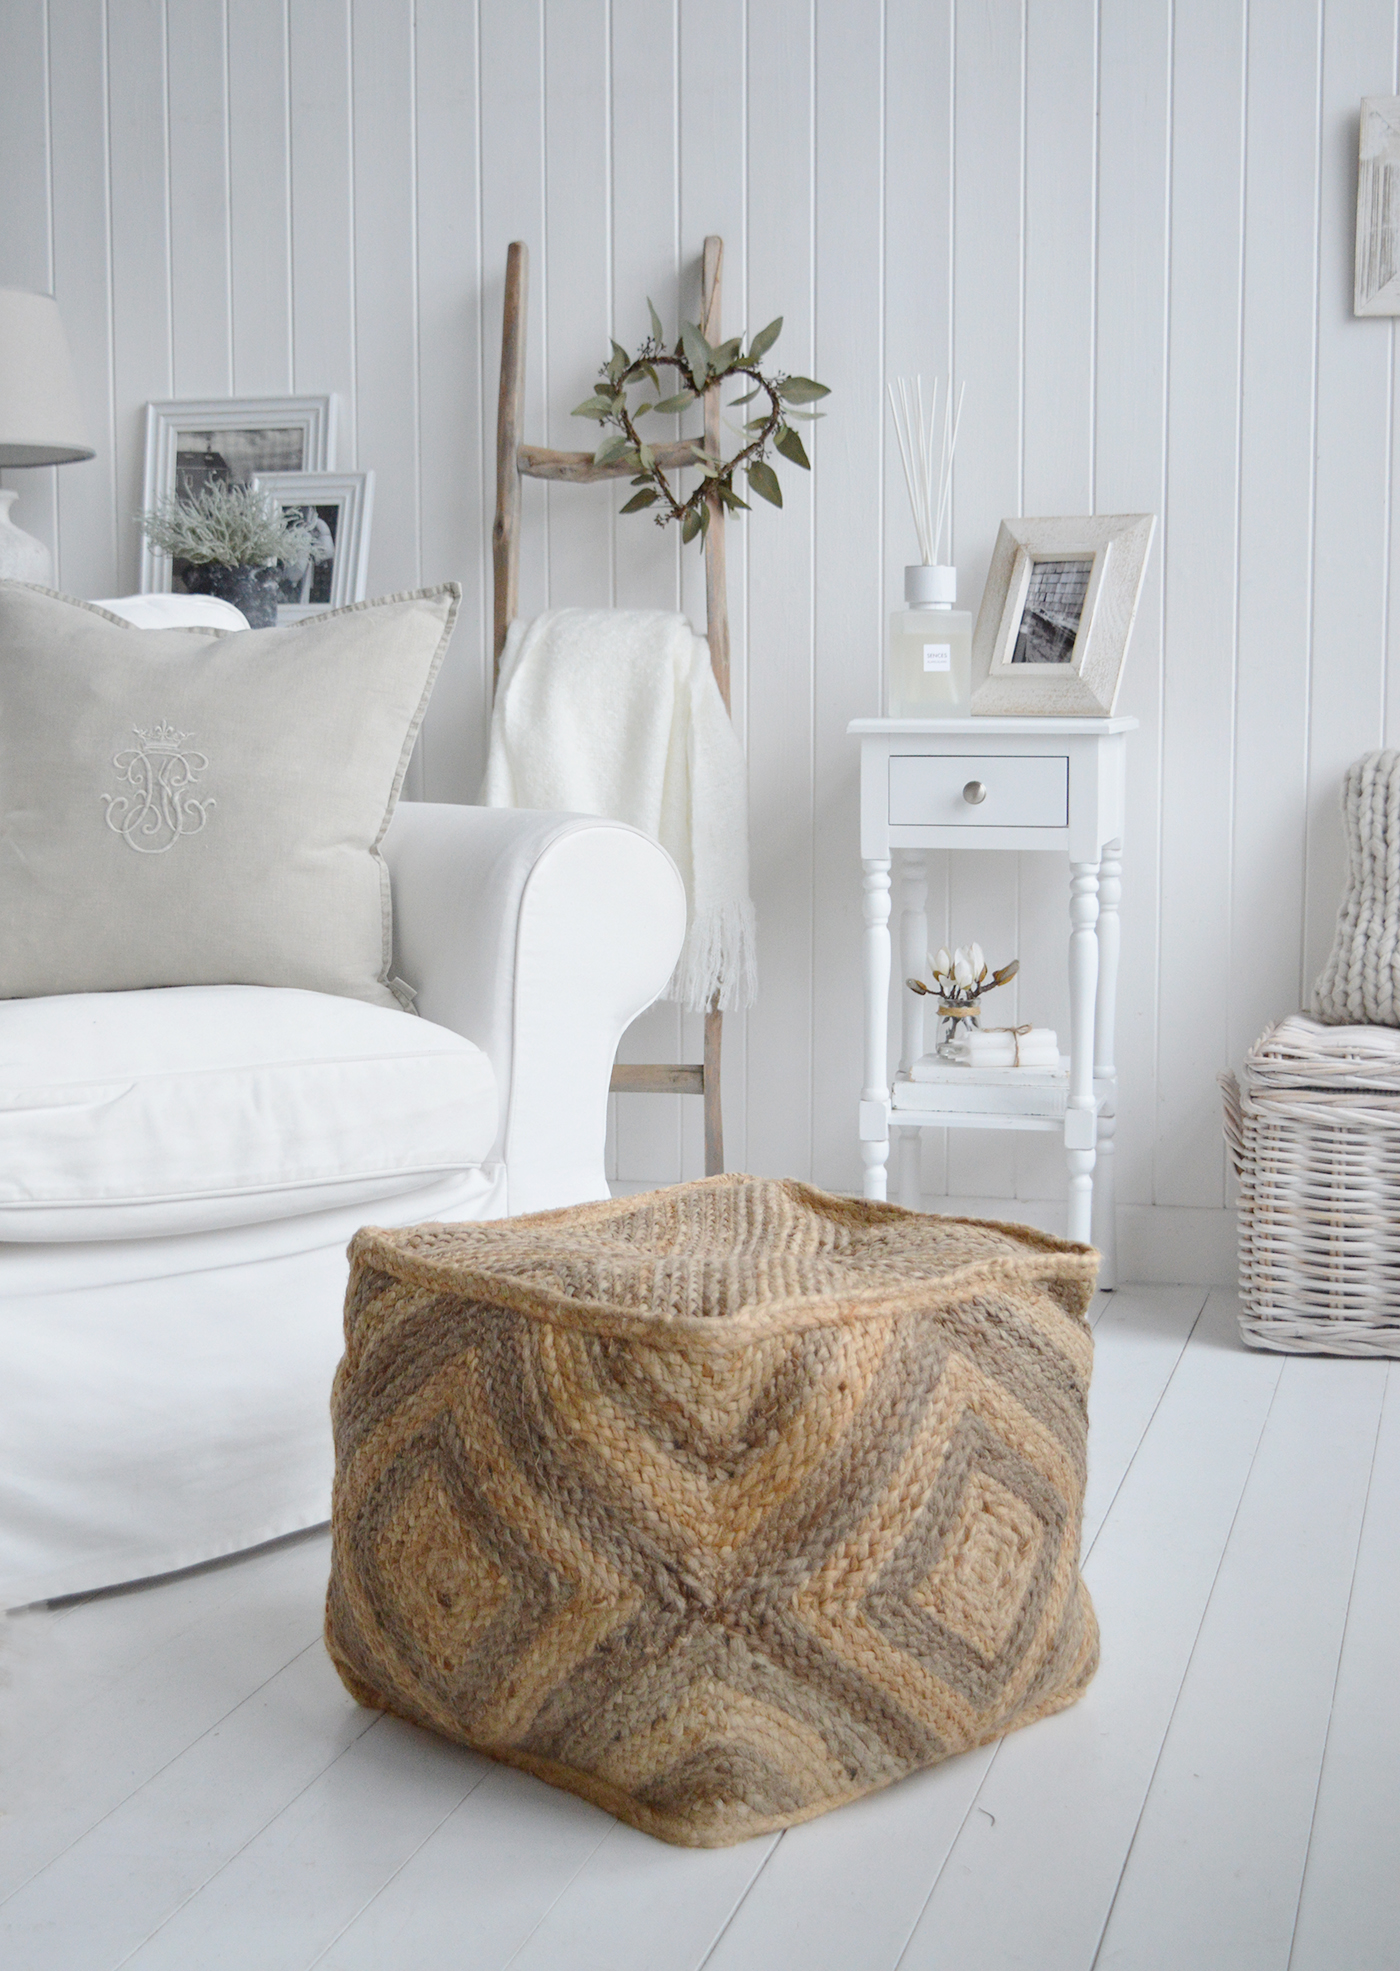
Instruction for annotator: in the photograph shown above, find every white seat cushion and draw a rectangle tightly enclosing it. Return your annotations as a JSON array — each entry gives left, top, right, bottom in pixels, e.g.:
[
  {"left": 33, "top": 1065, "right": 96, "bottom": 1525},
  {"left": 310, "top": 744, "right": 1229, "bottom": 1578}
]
[{"left": 0, "top": 985, "right": 497, "bottom": 1241}]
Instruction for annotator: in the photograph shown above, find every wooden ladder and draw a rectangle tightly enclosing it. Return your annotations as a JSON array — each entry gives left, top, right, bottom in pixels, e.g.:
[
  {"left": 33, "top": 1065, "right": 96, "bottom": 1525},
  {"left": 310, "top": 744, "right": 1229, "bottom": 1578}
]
[{"left": 492, "top": 236, "right": 731, "bottom": 1177}]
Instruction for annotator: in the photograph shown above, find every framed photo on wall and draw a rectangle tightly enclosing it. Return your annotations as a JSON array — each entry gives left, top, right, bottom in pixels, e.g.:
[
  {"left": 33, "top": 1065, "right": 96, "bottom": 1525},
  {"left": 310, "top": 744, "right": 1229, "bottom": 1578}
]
[
  {"left": 969, "top": 513, "right": 1156, "bottom": 716},
  {"left": 1355, "top": 96, "right": 1400, "bottom": 315},
  {"left": 140, "top": 396, "right": 336, "bottom": 594},
  {"left": 249, "top": 471, "right": 375, "bottom": 620}
]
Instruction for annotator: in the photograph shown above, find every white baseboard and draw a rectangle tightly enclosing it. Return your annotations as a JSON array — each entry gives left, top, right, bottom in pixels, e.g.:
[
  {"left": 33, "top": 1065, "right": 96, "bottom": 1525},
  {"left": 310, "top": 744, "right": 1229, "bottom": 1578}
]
[{"left": 608, "top": 1181, "right": 1237, "bottom": 1287}]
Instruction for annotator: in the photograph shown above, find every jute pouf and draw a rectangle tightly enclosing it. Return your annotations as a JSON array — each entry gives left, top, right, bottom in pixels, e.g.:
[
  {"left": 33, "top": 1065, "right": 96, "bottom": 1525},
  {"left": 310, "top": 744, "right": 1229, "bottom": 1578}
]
[{"left": 324, "top": 1175, "right": 1100, "bottom": 1847}]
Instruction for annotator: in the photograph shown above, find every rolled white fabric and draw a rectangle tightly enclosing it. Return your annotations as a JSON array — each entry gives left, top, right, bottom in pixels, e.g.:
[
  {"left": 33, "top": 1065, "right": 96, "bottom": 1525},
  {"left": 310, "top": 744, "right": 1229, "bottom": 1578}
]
[{"left": 954, "top": 1025, "right": 1059, "bottom": 1068}]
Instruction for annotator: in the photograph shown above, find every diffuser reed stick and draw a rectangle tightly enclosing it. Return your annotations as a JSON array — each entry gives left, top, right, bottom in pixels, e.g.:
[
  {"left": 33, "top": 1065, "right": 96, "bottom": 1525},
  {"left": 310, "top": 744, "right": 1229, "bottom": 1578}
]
[{"left": 887, "top": 374, "right": 965, "bottom": 566}]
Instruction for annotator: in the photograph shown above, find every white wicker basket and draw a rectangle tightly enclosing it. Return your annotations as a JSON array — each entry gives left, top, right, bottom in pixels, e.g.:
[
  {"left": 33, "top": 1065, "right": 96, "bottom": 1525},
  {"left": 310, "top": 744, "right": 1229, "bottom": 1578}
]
[{"left": 1222, "top": 1014, "right": 1400, "bottom": 1355}]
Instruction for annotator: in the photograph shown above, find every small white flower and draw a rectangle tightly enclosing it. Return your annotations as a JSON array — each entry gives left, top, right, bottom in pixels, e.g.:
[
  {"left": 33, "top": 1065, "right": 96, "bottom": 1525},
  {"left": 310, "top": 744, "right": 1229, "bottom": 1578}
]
[
  {"left": 932, "top": 946, "right": 952, "bottom": 980},
  {"left": 970, "top": 941, "right": 986, "bottom": 979},
  {"left": 953, "top": 948, "right": 974, "bottom": 988}
]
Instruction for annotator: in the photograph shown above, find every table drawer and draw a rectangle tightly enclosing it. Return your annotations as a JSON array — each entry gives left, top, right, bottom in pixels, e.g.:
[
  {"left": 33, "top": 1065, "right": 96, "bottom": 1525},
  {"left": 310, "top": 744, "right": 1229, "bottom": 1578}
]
[{"left": 889, "top": 753, "right": 1069, "bottom": 828}]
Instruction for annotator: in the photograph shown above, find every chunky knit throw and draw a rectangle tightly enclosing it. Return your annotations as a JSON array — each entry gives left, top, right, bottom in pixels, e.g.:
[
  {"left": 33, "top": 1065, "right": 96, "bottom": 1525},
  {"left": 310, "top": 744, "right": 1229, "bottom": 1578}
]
[
  {"left": 1314, "top": 749, "right": 1400, "bottom": 1025},
  {"left": 481, "top": 608, "right": 757, "bottom": 1015},
  {"left": 324, "top": 1176, "right": 1100, "bottom": 1847}
]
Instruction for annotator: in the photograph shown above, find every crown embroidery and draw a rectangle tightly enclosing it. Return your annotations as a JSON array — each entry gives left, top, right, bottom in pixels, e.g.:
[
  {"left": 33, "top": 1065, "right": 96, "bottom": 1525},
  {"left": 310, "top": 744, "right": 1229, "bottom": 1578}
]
[{"left": 102, "top": 721, "right": 214, "bottom": 854}]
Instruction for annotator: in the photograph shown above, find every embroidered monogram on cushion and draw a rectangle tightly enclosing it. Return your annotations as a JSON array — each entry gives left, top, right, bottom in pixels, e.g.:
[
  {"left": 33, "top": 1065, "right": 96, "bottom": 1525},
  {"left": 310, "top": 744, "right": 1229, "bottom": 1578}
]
[{"left": 101, "top": 723, "right": 214, "bottom": 854}]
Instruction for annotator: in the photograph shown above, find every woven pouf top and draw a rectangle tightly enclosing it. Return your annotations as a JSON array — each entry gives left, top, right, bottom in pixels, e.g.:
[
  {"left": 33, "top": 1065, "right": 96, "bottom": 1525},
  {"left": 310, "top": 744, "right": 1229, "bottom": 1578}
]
[{"left": 325, "top": 1176, "right": 1101, "bottom": 1847}]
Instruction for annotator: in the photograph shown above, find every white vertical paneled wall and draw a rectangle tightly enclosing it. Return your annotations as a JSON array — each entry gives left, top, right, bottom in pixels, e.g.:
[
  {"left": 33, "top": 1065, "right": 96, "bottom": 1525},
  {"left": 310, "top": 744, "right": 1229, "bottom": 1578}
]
[{"left": 3, "top": 0, "right": 1397, "bottom": 1276}]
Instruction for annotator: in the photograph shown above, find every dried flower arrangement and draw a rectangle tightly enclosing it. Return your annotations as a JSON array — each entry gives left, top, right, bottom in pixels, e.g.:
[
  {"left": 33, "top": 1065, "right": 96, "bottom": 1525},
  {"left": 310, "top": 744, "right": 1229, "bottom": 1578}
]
[
  {"left": 572, "top": 304, "right": 830, "bottom": 544},
  {"left": 908, "top": 943, "right": 1019, "bottom": 1055},
  {"left": 137, "top": 480, "right": 330, "bottom": 571}
]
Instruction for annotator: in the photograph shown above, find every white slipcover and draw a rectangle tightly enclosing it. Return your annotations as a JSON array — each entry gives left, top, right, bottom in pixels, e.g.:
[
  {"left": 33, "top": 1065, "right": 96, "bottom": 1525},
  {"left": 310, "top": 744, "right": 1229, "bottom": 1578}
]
[
  {"left": 0, "top": 985, "right": 498, "bottom": 1241},
  {"left": 1, "top": 800, "right": 687, "bottom": 1606}
]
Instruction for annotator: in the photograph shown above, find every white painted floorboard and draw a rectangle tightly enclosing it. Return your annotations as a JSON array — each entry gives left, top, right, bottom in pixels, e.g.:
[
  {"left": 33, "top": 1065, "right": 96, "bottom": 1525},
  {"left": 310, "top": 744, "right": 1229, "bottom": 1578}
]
[{"left": 2, "top": 1288, "right": 1396, "bottom": 1971}]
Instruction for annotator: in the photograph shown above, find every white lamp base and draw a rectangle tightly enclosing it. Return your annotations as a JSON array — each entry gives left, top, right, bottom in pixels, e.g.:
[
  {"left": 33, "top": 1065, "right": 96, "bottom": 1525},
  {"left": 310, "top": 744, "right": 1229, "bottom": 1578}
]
[{"left": 0, "top": 487, "right": 53, "bottom": 584}]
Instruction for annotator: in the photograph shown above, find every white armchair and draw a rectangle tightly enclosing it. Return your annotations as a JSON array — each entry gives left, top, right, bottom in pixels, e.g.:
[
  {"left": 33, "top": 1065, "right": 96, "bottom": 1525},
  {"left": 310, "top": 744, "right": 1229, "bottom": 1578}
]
[{"left": 0, "top": 777, "right": 684, "bottom": 1606}]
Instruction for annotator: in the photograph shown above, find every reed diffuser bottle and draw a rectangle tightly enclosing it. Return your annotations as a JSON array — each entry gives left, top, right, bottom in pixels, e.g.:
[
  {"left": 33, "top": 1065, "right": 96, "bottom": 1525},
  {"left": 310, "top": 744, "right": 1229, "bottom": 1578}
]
[{"left": 887, "top": 376, "right": 970, "bottom": 716}]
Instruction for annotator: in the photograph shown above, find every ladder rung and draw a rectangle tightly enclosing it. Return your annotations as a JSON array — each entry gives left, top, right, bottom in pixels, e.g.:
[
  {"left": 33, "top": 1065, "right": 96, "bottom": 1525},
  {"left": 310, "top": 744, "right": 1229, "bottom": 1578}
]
[
  {"left": 610, "top": 1063, "right": 705, "bottom": 1095},
  {"left": 519, "top": 440, "right": 706, "bottom": 484}
]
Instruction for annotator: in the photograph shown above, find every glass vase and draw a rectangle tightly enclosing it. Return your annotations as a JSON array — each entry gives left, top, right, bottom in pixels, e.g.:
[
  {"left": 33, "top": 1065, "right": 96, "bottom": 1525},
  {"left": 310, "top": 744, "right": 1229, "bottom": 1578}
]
[{"left": 936, "top": 1004, "right": 979, "bottom": 1060}]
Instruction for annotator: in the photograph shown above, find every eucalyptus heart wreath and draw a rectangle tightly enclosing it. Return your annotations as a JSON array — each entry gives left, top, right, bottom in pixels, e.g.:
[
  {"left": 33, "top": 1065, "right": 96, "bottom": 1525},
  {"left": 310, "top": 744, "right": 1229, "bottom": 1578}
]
[{"left": 572, "top": 302, "right": 830, "bottom": 543}]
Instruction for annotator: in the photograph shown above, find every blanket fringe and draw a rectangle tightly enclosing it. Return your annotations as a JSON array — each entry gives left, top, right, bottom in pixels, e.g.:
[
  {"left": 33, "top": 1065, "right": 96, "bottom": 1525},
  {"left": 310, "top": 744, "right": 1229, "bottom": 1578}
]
[{"left": 665, "top": 899, "right": 758, "bottom": 1014}]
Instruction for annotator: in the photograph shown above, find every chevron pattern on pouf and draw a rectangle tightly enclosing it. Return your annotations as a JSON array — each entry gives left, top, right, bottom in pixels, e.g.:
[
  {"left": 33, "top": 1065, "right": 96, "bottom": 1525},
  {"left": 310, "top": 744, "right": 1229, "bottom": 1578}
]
[{"left": 324, "top": 1175, "right": 1100, "bottom": 1847}]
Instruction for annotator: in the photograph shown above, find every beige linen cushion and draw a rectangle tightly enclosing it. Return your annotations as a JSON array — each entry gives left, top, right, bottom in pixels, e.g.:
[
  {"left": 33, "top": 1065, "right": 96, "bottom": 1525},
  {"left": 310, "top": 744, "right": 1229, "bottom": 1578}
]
[{"left": 0, "top": 581, "right": 459, "bottom": 1008}]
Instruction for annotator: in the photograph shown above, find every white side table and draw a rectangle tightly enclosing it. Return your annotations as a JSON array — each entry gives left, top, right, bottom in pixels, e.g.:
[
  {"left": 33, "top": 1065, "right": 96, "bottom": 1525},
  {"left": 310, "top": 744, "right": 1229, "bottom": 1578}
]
[{"left": 850, "top": 715, "right": 1137, "bottom": 1284}]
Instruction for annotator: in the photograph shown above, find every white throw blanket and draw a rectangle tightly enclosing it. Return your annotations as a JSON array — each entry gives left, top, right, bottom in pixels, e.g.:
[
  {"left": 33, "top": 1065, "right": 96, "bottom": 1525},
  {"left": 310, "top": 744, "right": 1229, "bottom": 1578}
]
[{"left": 481, "top": 608, "right": 757, "bottom": 1013}]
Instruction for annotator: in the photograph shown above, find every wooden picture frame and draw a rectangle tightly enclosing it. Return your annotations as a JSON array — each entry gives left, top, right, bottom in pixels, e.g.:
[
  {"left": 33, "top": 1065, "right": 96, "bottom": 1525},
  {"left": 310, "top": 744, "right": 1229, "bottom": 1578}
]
[
  {"left": 969, "top": 512, "right": 1155, "bottom": 717},
  {"left": 250, "top": 470, "right": 374, "bottom": 621},
  {"left": 140, "top": 396, "right": 335, "bottom": 594}
]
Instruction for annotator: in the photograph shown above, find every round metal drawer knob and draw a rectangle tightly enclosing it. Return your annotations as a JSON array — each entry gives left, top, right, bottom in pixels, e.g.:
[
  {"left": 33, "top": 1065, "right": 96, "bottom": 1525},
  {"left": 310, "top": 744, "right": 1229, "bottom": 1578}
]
[{"left": 962, "top": 779, "right": 988, "bottom": 806}]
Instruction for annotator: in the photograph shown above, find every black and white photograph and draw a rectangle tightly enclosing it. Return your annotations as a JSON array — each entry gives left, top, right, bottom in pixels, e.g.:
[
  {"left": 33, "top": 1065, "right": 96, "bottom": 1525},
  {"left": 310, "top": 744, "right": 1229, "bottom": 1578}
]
[
  {"left": 172, "top": 425, "right": 306, "bottom": 502},
  {"left": 1011, "top": 555, "right": 1094, "bottom": 664},
  {"left": 250, "top": 470, "right": 374, "bottom": 619},
  {"left": 139, "top": 396, "right": 335, "bottom": 593},
  {"left": 272, "top": 502, "right": 337, "bottom": 607}
]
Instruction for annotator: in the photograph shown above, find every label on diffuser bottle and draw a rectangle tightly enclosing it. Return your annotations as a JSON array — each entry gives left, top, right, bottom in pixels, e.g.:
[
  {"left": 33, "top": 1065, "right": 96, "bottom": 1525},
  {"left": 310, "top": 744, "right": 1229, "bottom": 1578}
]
[{"left": 923, "top": 642, "right": 952, "bottom": 673}]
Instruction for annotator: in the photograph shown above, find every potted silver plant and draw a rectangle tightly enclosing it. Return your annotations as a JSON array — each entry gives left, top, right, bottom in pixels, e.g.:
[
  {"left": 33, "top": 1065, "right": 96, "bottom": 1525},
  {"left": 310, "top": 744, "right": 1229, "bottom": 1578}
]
[{"left": 136, "top": 480, "right": 329, "bottom": 628}]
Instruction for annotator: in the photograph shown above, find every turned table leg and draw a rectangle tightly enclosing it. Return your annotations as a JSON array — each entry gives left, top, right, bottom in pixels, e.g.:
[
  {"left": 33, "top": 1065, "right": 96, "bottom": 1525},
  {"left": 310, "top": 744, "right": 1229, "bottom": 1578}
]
[
  {"left": 898, "top": 849, "right": 928, "bottom": 1074},
  {"left": 860, "top": 858, "right": 892, "bottom": 1201},
  {"left": 1092, "top": 839, "right": 1122, "bottom": 1285},
  {"left": 896, "top": 850, "right": 928, "bottom": 1210},
  {"left": 1066, "top": 858, "right": 1100, "bottom": 1246}
]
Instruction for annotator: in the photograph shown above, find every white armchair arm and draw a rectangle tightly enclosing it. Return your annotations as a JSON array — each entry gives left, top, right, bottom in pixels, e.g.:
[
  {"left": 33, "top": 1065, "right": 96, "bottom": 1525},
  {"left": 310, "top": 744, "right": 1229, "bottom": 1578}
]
[{"left": 382, "top": 801, "right": 685, "bottom": 1215}]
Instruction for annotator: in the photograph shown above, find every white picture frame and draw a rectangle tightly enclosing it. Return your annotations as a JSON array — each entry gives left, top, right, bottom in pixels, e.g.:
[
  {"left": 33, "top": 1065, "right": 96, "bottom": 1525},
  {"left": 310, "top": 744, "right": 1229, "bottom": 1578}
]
[
  {"left": 250, "top": 470, "right": 375, "bottom": 620},
  {"left": 140, "top": 396, "right": 335, "bottom": 593},
  {"left": 969, "top": 513, "right": 1156, "bottom": 717},
  {"left": 1356, "top": 96, "right": 1400, "bottom": 315}
]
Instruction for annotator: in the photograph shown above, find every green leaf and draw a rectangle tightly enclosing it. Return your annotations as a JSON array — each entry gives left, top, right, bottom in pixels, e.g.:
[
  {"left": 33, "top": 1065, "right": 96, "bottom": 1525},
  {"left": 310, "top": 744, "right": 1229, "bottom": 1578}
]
[
  {"left": 610, "top": 339, "right": 631, "bottom": 369},
  {"left": 747, "top": 459, "right": 783, "bottom": 507},
  {"left": 593, "top": 432, "right": 631, "bottom": 466},
  {"left": 652, "top": 390, "right": 696, "bottom": 415},
  {"left": 728, "top": 385, "right": 762, "bottom": 406},
  {"left": 637, "top": 442, "right": 655, "bottom": 471},
  {"left": 777, "top": 376, "right": 831, "bottom": 404},
  {"left": 711, "top": 335, "right": 743, "bottom": 371},
  {"left": 636, "top": 362, "right": 661, "bottom": 393},
  {"left": 680, "top": 320, "right": 713, "bottom": 388},
  {"left": 774, "top": 422, "right": 811, "bottom": 469},
  {"left": 717, "top": 482, "right": 751, "bottom": 511},
  {"left": 681, "top": 505, "right": 702, "bottom": 543},
  {"left": 783, "top": 407, "right": 826, "bottom": 421},
  {"left": 742, "top": 417, "right": 772, "bottom": 433},
  {"left": 632, "top": 403, "right": 654, "bottom": 420},
  {"left": 699, "top": 498, "right": 711, "bottom": 535},
  {"left": 571, "top": 394, "right": 613, "bottom": 420},
  {"left": 620, "top": 488, "right": 659, "bottom": 513},
  {"left": 747, "top": 316, "right": 783, "bottom": 362},
  {"left": 647, "top": 297, "right": 664, "bottom": 342}
]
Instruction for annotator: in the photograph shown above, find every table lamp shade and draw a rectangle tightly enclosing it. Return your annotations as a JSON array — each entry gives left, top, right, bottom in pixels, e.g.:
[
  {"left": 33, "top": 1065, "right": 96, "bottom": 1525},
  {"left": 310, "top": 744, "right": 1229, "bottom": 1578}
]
[{"left": 0, "top": 290, "right": 93, "bottom": 467}]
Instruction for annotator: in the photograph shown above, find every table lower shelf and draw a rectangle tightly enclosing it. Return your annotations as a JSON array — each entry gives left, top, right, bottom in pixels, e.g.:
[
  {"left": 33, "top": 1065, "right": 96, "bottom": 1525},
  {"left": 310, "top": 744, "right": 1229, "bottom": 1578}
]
[{"left": 889, "top": 1110, "right": 1066, "bottom": 1133}]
